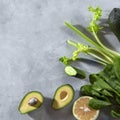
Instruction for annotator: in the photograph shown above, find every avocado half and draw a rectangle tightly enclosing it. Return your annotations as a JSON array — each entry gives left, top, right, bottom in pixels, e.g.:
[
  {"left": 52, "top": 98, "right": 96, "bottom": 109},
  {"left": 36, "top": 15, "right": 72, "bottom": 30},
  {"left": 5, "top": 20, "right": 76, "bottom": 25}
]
[
  {"left": 18, "top": 91, "right": 44, "bottom": 114},
  {"left": 52, "top": 84, "right": 74, "bottom": 110}
]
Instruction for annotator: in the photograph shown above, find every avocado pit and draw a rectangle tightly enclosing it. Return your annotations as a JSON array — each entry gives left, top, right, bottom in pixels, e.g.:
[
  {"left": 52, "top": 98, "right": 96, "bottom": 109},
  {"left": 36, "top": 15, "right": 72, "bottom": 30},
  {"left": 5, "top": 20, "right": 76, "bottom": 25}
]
[{"left": 28, "top": 97, "right": 38, "bottom": 106}]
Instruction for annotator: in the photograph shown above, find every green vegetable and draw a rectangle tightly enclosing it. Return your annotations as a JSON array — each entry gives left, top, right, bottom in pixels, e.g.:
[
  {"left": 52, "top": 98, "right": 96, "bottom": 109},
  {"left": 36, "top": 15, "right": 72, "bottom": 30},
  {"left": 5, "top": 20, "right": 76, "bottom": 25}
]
[
  {"left": 108, "top": 8, "right": 120, "bottom": 42},
  {"left": 64, "top": 65, "right": 86, "bottom": 79},
  {"left": 80, "top": 80, "right": 113, "bottom": 101},
  {"left": 60, "top": 6, "right": 120, "bottom": 65},
  {"left": 60, "top": 6, "right": 120, "bottom": 118},
  {"left": 81, "top": 62, "right": 120, "bottom": 112},
  {"left": 80, "top": 85, "right": 101, "bottom": 98},
  {"left": 65, "top": 66, "right": 77, "bottom": 76},
  {"left": 88, "top": 98, "right": 112, "bottom": 109},
  {"left": 113, "top": 57, "right": 120, "bottom": 80},
  {"left": 111, "top": 109, "right": 120, "bottom": 118}
]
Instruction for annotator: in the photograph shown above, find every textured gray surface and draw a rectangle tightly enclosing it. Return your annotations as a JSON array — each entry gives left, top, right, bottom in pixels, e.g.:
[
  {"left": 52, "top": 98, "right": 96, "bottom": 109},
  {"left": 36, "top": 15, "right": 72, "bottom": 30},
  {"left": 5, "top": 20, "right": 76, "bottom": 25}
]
[{"left": 0, "top": 0, "right": 120, "bottom": 120}]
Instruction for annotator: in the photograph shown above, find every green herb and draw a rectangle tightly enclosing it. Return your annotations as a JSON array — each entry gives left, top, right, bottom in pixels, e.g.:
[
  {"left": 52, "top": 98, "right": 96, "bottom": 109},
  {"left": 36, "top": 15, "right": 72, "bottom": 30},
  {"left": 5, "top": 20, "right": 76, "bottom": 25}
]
[{"left": 60, "top": 6, "right": 120, "bottom": 118}]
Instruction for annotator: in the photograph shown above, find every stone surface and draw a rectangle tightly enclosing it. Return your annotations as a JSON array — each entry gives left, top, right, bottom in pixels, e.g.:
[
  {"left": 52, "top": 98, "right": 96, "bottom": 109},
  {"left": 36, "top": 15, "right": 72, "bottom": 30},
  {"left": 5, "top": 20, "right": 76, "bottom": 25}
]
[{"left": 0, "top": 0, "right": 120, "bottom": 120}]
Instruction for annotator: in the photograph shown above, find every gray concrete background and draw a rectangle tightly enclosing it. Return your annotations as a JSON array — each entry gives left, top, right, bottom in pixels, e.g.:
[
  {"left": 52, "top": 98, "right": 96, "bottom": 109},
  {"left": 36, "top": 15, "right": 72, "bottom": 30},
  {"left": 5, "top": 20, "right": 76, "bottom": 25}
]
[{"left": 0, "top": 0, "right": 120, "bottom": 120}]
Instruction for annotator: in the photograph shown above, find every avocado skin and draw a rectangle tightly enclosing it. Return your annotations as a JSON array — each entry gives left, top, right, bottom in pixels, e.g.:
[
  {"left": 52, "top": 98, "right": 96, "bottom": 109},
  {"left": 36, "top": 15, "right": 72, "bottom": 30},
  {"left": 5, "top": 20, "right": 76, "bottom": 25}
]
[
  {"left": 108, "top": 8, "right": 120, "bottom": 41},
  {"left": 18, "top": 91, "right": 44, "bottom": 114},
  {"left": 52, "top": 84, "right": 75, "bottom": 110}
]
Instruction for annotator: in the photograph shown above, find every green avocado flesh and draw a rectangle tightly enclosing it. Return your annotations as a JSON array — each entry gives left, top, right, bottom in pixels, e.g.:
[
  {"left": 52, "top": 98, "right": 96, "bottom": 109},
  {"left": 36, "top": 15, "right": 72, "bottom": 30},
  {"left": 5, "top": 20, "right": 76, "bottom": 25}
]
[
  {"left": 18, "top": 91, "right": 44, "bottom": 114},
  {"left": 52, "top": 84, "right": 74, "bottom": 110}
]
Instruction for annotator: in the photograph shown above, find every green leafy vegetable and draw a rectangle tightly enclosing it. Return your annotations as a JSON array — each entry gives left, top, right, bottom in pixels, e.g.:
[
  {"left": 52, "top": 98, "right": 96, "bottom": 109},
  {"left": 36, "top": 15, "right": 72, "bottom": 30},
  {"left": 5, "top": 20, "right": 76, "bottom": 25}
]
[
  {"left": 80, "top": 85, "right": 101, "bottom": 98},
  {"left": 111, "top": 110, "right": 120, "bottom": 118},
  {"left": 60, "top": 6, "right": 120, "bottom": 118},
  {"left": 88, "top": 98, "right": 112, "bottom": 109},
  {"left": 81, "top": 62, "right": 120, "bottom": 110}
]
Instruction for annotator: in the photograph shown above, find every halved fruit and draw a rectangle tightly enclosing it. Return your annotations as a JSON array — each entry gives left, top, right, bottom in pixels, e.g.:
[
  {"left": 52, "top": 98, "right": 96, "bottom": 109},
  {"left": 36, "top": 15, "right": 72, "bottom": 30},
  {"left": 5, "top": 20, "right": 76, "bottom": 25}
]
[
  {"left": 52, "top": 84, "right": 74, "bottom": 110},
  {"left": 18, "top": 91, "right": 44, "bottom": 114},
  {"left": 72, "top": 96, "right": 100, "bottom": 120}
]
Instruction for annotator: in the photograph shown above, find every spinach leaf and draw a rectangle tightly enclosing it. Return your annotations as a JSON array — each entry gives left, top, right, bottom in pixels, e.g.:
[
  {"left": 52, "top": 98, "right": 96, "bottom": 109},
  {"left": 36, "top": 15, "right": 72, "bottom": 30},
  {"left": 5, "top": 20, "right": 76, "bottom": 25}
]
[
  {"left": 113, "top": 57, "right": 120, "bottom": 80},
  {"left": 111, "top": 110, "right": 120, "bottom": 118},
  {"left": 100, "top": 89, "right": 113, "bottom": 97},
  {"left": 115, "top": 96, "right": 120, "bottom": 105},
  {"left": 88, "top": 98, "right": 112, "bottom": 109},
  {"left": 90, "top": 63, "right": 120, "bottom": 96},
  {"left": 80, "top": 85, "right": 101, "bottom": 97},
  {"left": 90, "top": 74, "right": 114, "bottom": 91},
  {"left": 80, "top": 85, "right": 111, "bottom": 102}
]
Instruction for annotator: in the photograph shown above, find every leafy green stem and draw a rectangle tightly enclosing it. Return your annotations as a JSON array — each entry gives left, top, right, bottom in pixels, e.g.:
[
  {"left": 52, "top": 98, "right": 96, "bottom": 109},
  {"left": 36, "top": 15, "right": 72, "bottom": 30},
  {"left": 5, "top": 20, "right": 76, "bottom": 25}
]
[
  {"left": 92, "top": 27, "right": 120, "bottom": 58},
  {"left": 65, "top": 22, "right": 97, "bottom": 46},
  {"left": 67, "top": 39, "right": 112, "bottom": 64},
  {"left": 88, "top": 48, "right": 113, "bottom": 64}
]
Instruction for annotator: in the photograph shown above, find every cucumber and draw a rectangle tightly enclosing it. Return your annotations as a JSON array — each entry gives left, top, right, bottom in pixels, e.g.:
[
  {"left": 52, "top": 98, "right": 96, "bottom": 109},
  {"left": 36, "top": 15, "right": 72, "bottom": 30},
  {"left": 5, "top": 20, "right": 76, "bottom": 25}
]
[{"left": 64, "top": 65, "right": 86, "bottom": 79}]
